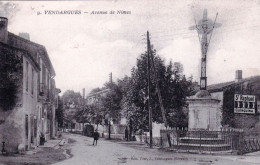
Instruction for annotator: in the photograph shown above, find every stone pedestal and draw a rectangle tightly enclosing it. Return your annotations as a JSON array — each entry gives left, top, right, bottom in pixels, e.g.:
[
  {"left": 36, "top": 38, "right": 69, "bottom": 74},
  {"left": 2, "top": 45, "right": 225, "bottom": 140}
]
[{"left": 187, "top": 90, "right": 222, "bottom": 131}]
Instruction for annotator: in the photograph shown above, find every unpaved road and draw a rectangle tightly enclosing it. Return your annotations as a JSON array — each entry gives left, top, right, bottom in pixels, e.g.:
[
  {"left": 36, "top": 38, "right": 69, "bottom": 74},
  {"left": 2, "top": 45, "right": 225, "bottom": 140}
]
[{"left": 53, "top": 133, "right": 260, "bottom": 165}]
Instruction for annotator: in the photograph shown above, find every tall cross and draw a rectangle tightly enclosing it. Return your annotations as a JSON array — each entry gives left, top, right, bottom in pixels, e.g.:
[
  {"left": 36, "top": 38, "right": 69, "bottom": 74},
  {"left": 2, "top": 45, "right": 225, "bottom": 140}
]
[{"left": 190, "top": 9, "right": 221, "bottom": 90}]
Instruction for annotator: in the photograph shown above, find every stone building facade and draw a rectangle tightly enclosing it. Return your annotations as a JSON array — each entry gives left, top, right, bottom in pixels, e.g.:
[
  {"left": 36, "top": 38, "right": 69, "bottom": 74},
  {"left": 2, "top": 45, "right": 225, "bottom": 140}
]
[
  {"left": 207, "top": 70, "right": 260, "bottom": 130},
  {"left": 86, "top": 89, "right": 110, "bottom": 105},
  {"left": 0, "top": 17, "right": 59, "bottom": 152},
  {"left": 187, "top": 70, "right": 260, "bottom": 131}
]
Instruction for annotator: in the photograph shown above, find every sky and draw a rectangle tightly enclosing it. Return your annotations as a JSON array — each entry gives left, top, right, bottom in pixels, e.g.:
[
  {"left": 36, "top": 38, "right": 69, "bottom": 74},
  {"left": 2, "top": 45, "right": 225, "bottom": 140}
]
[{"left": 1, "top": 0, "right": 260, "bottom": 95}]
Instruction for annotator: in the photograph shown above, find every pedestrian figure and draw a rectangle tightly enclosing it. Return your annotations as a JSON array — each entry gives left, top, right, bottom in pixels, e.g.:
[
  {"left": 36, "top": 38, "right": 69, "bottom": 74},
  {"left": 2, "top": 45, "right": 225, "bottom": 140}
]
[
  {"left": 125, "top": 127, "right": 129, "bottom": 141},
  {"left": 93, "top": 129, "right": 99, "bottom": 145}
]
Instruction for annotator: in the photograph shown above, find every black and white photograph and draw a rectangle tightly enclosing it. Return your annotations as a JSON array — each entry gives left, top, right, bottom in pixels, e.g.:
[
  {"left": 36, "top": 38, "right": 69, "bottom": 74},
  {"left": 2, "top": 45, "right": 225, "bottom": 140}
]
[{"left": 0, "top": 0, "right": 260, "bottom": 164}]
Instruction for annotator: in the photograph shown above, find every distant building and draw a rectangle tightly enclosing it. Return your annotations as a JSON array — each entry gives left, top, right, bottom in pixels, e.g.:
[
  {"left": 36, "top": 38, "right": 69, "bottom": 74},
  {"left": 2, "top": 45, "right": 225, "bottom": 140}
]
[
  {"left": 0, "top": 17, "right": 60, "bottom": 152},
  {"left": 206, "top": 70, "right": 260, "bottom": 129},
  {"left": 86, "top": 89, "right": 110, "bottom": 105}
]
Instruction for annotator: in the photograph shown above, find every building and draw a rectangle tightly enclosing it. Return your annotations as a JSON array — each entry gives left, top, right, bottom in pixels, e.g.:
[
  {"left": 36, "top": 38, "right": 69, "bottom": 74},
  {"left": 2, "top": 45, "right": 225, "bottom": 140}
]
[
  {"left": 187, "top": 70, "right": 260, "bottom": 130},
  {"left": 207, "top": 70, "right": 260, "bottom": 130},
  {"left": 0, "top": 17, "right": 59, "bottom": 152},
  {"left": 187, "top": 70, "right": 260, "bottom": 131},
  {"left": 86, "top": 89, "right": 110, "bottom": 105}
]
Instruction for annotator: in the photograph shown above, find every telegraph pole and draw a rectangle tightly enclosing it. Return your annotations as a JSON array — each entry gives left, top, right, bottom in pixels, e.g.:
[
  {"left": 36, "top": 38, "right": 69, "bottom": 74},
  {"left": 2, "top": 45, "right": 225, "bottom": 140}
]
[
  {"left": 147, "top": 31, "right": 152, "bottom": 148},
  {"left": 147, "top": 32, "right": 171, "bottom": 147}
]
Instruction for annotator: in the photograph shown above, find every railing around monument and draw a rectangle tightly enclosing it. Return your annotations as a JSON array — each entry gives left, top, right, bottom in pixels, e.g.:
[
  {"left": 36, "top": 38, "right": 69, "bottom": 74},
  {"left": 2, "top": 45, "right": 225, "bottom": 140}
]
[
  {"left": 159, "top": 128, "right": 260, "bottom": 154},
  {"left": 241, "top": 131, "right": 260, "bottom": 154}
]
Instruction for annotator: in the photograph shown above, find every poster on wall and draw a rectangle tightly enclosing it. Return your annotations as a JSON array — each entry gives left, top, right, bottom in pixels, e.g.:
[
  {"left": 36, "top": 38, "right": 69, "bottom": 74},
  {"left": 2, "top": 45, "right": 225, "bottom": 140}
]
[{"left": 234, "top": 94, "right": 256, "bottom": 114}]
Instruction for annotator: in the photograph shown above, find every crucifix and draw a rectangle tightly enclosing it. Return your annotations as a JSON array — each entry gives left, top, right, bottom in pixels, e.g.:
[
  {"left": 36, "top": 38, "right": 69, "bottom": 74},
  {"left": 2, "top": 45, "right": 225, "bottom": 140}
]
[{"left": 190, "top": 9, "right": 221, "bottom": 90}]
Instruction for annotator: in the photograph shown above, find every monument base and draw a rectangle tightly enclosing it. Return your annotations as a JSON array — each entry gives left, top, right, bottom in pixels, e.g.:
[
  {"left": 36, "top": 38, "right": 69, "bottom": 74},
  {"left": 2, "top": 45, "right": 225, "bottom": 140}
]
[{"left": 187, "top": 90, "right": 222, "bottom": 131}]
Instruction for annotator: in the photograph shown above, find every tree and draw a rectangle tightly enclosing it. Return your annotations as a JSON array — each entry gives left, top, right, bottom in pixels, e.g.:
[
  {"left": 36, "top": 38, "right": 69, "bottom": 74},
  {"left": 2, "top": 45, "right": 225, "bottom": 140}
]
[
  {"left": 61, "top": 90, "right": 83, "bottom": 129},
  {"left": 119, "top": 51, "right": 164, "bottom": 131},
  {"left": 55, "top": 97, "right": 64, "bottom": 128},
  {"left": 101, "top": 82, "right": 123, "bottom": 123},
  {"left": 221, "top": 84, "right": 255, "bottom": 128},
  {"left": 74, "top": 105, "right": 91, "bottom": 124},
  {"left": 89, "top": 104, "right": 104, "bottom": 128},
  {"left": 120, "top": 50, "right": 194, "bottom": 131},
  {"left": 164, "top": 62, "right": 194, "bottom": 128},
  {"left": 222, "top": 86, "right": 236, "bottom": 127},
  {"left": 62, "top": 90, "right": 82, "bottom": 106}
]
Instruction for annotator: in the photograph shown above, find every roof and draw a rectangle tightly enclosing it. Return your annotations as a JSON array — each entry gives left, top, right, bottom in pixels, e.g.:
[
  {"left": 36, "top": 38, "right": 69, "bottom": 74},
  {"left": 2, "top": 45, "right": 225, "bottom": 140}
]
[
  {"left": 0, "top": 41, "right": 40, "bottom": 72},
  {"left": 208, "top": 75, "right": 260, "bottom": 93},
  {"left": 7, "top": 32, "right": 56, "bottom": 77},
  {"left": 87, "top": 88, "right": 110, "bottom": 98}
]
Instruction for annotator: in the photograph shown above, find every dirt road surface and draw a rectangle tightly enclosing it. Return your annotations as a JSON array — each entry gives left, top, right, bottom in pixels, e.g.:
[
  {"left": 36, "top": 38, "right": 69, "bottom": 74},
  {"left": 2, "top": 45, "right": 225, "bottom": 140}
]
[{"left": 53, "top": 133, "right": 260, "bottom": 165}]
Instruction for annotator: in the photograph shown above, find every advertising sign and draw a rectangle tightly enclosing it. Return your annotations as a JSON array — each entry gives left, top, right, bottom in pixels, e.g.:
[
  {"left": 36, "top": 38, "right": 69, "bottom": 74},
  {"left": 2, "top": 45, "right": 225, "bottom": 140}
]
[{"left": 234, "top": 94, "right": 256, "bottom": 114}]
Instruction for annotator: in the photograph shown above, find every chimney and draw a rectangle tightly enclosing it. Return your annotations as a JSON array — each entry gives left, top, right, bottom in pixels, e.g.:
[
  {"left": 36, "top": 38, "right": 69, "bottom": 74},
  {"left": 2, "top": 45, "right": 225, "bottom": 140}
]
[
  {"left": 19, "top": 32, "right": 30, "bottom": 41},
  {"left": 82, "top": 88, "right": 85, "bottom": 100},
  {"left": 235, "top": 70, "right": 242, "bottom": 83},
  {"left": 0, "top": 17, "right": 8, "bottom": 43},
  {"left": 109, "top": 72, "right": 112, "bottom": 83}
]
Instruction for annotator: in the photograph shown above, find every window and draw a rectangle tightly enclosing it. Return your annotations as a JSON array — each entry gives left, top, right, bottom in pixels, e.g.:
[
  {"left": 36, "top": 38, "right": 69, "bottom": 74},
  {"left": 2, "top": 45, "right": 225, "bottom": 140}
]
[
  {"left": 46, "top": 71, "right": 48, "bottom": 87},
  {"left": 36, "top": 52, "right": 40, "bottom": 64},
  {"left": 32, "top": 68, "right": 34, "bottom": 95},
  {"left": 25, "top": 114, "right": 29, "bottom": 139},
  {"left": 34, "top": 117, "right": 37, "bottom": 138},
  {"left": 26, "top": 61, "right": 29, "bottom": 91},
  {"left": 47, "top": 74, "right": 50, "bottom": 90},
  {"left": 41, "top": 63, "right": 44, "bottom": 84}
]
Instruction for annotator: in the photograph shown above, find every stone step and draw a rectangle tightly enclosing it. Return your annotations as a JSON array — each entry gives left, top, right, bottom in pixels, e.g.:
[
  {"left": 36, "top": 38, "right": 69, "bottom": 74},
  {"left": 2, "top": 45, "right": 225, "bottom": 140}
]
[
  {"left": 173, "top": 143, "right": 231, "bottom": 151},
  {"left": 179, "top": 133, "right": 219, "bottom": 139},
  {"left": 179, "top": 137, "right": 225, "bottom": 145},
  {"left": 167, "top": 148, "right": 233, "bottom": 154}
]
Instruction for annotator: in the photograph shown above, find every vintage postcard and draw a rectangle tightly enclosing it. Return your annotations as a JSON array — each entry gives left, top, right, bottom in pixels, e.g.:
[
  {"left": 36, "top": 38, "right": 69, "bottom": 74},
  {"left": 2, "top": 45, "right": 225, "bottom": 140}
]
[{"left": 0, "top": 0, "right": 260, "bottom": 164}]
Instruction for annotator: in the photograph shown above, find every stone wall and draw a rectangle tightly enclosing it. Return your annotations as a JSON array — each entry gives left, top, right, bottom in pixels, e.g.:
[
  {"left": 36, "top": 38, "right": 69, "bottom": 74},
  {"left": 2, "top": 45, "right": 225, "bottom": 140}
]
[
  {"left": 188, "top": 98, "right": 221, "bottom": 130},
  {"left": 0, "top": 43, "right": 24, "bottom": 152},
  {"left": 103, "top": 124, "right": 126, "bottom": 134}
]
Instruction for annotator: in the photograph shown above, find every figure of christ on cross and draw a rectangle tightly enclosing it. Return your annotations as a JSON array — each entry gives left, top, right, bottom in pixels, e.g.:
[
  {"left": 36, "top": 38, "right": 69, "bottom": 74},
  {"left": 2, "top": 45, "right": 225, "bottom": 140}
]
[{"left": 189, "top": 9, "right": 221, "bottom": 90}]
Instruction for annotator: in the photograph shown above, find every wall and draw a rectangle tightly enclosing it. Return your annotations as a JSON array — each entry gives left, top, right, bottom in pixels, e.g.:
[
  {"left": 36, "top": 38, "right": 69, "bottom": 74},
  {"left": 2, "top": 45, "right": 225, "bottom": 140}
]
[
  {"left": 211, "top": 91, "right": 224, "bottom": 106},
  {"left": 0, "top": 17, "right": 8, "bottom": 43},
  {"left": 151, "top": 123, "right": 166, "bottom": 137},
  {"left": 221, "top": 80, "right": 260, "bottom": 129},
  {"left": 188, "top": 99, "right": 222, "bottom": 130},
  {"left": 103, "top": 124, "right": 126, "bottom": 134},
  {"left": 22, "top": 55, "right": 39, "bottom": 149},
  {"left": 0, "top": 29, "right": 57, "bottom": 152},
  {"left": 0, "top": 44, "right": 24, "bottom": 152}
]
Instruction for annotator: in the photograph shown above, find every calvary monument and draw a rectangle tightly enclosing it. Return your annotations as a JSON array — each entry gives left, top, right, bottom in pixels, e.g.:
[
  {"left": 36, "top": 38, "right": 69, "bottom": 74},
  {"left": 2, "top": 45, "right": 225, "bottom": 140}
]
[{"left": 188, "top": 9, "right": 222, "bottom": 130}]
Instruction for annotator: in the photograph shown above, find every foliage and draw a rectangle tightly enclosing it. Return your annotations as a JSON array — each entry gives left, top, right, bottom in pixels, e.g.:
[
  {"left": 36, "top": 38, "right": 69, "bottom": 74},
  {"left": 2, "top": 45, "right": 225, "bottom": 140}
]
[
  {"left": 120, "top": 50, "right": 194, "bottom": 131},
  {"left": 222, "top": 87, "right": 236, "bottom": 127},
  {"left": 222, "top": 82, "right": 259, "bottom": 128},
  {"left": 74, "top": 104, "right": 103, "bottom": 125},
  {"left": 62, "top": 90, "right": 82, "bottom": 108},
  {"left": 62, "top": 51, "right": 194, "bottom": 132},
  {"left": 166, "top": 62, "right": 193, "bottom": 128},
  {"left": 61, "top": 90, "right": 83, "bottom": 123},
  {"left": 101, "top": 82, "right": 123, "bottom": 122},
  {"left": 84, "top": 81, "right": 123, "bottom": 126},
  {"left": 0, "top": 48, "right": 23, "bottom": 111}
]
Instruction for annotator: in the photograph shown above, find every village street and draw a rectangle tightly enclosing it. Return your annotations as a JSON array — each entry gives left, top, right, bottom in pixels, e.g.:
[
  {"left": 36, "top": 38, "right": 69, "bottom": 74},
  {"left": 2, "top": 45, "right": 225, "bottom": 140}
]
[{"left": 53, "top": 133, "right": 260, "bottom": 165}]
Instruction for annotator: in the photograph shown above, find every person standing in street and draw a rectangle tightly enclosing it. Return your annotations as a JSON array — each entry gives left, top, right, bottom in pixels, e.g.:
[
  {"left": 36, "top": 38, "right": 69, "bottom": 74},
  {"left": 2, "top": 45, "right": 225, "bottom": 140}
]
[
  {"left": 125, "top": 127, "right": 129, "bottom": 141},
  {"left": 93, "top": 129, "right": 99, "bottom": 145}
]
